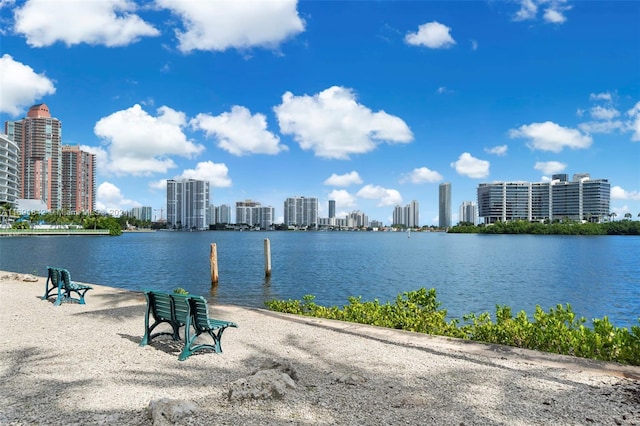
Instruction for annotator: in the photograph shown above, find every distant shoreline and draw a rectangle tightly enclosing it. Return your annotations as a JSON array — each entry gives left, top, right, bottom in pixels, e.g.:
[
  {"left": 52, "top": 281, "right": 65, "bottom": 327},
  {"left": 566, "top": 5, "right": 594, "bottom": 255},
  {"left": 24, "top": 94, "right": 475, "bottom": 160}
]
[{"left": 0, "top": 229, "right": 110, "bottom": 236}]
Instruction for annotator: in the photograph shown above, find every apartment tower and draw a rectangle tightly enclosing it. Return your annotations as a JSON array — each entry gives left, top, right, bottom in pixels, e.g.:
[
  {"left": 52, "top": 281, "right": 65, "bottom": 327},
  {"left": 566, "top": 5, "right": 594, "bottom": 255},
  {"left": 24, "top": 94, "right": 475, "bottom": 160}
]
[
  {"left": 439, "top": 182, "right": 452, "bottom": 229},
  {"left": 284, "top": 196, "right": 318, "bottom": 229},
  {"left": 477, "top": 174, "right": 610, "bottom": 224},
  {"left": 0, "top": 134, "right": 20, "bottom": 208},
  {"left": 459, "top": 201, "right": 477, "bottom": 225},
  {"left": 61, "top": 145, "right": 96, "bottom": 212},
  {"left": 166, "top": 179, "right": 210, "bottom": 230},
  {"left": 5, "top": 104, "right": 62, "bottom": 209},
  {"left": 328, "top": 199, "right": 336, "bottom": 219}
]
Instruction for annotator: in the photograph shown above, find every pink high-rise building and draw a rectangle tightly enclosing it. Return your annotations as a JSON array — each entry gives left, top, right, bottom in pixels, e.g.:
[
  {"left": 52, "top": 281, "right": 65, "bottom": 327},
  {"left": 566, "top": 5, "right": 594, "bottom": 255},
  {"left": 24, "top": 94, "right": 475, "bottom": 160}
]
[
  {"left": 62, "top": 145, "right": 96, "bottom": 212},
  {"left": 5, "top": 104, "right": 62, "bottom": 210}
]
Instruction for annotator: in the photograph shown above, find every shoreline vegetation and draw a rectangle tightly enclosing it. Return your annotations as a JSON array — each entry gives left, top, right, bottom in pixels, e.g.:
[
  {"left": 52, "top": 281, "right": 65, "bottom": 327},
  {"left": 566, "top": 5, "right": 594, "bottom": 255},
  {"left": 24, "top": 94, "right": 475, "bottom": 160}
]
[
  {"left": 266, "top": 288, "right": 640, "bottom": 366},
  {"left": 448, "top": 220, "right": 640, "bottom": 235}
]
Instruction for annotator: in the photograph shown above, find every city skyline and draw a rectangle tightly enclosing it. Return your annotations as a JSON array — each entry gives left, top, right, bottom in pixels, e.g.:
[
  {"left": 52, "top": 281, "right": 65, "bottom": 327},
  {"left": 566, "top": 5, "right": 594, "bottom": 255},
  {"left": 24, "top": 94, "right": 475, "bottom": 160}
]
[{"left": 1, "top": 1, "right": 639, "bottom": 226}]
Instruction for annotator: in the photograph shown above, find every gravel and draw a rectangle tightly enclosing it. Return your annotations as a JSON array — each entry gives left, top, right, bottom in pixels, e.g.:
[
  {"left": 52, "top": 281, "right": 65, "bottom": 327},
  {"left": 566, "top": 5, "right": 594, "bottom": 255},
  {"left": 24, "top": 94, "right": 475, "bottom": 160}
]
[{"left": 0, "top": 271, "right": 638, "bottom": 425}]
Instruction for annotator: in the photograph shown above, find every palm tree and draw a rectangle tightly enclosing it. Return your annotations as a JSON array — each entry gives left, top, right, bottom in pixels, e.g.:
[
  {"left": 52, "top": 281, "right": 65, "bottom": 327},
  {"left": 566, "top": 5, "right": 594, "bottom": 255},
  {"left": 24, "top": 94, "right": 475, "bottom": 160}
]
[
  {"left": 0, "top": 203, "right": 11, "bottom": 228},
  {"left": 609, "top": 212, "right": 617, "bottom": 222},
  {"left": 624, "top": 213, "right": 632, "bottom": 221}
]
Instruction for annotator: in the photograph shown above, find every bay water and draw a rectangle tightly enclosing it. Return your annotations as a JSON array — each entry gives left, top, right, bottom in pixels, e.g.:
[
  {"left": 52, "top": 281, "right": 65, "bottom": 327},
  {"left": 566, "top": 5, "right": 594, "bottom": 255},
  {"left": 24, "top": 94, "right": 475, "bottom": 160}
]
[{"left": 1, "top": 231, "right": 638, "bottom": 329}]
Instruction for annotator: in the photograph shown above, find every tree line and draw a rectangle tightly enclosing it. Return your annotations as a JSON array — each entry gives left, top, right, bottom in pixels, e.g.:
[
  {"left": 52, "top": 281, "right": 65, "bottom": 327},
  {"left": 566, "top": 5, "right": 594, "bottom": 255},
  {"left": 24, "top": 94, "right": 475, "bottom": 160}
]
[
  {"left": 448, "top": 219, "right": 640, "bottom": 235},
  {"left": 0, "top": 204, "right": 155, "bottom": 236}
]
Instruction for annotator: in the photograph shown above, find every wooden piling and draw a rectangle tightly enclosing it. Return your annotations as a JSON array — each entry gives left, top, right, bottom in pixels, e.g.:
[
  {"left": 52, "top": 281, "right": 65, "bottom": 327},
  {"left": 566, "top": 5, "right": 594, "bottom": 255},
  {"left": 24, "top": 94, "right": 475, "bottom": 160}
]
[
  {"left": 264, "top": 238, "right": 272, "bottom": 277},
  {"left": 210, "top": 243, "right": 219, "bottom": 285}
]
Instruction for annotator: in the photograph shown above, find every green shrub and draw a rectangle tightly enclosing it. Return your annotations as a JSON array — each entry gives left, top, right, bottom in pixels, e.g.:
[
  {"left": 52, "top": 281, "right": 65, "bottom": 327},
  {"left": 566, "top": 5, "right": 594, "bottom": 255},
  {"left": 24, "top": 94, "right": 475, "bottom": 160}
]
[
  {"left": 173, "top": 287, "right": 189, "bottom": 295},
  {"left": 266, "top": 288, "right": 640, "bottom": 366}
]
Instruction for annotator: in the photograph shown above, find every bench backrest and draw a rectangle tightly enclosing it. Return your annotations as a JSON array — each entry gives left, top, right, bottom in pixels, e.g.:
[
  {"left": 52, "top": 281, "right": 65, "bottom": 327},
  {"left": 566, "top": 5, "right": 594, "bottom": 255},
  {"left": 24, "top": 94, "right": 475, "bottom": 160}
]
[
  {"left": 47, "top": 266, "right": 62, "bottom": 287},
  {"left": 170, "top": 293, "right": 192, "bottom": 325},
  {"left": 145, "top": 291, "right": 175, "bottom": 323},
  {"left": 59, "top": 268, "right": 72, "bottom": 287},
  {"left": 144, "top": 290, "right": 211, "bottom": 328},
  {"left": 145, "top": 290, "right": 196, "bottom": 325},
  {"left": 186, "top": 295, "right": 211, "bottom": 329}
]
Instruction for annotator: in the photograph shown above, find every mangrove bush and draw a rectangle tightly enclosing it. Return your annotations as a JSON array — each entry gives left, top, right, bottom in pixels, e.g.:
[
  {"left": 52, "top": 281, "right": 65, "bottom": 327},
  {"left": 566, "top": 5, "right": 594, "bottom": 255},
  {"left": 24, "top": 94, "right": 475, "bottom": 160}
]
[{"left": 266, "top": 288, "right": 640, "bottom": 366}]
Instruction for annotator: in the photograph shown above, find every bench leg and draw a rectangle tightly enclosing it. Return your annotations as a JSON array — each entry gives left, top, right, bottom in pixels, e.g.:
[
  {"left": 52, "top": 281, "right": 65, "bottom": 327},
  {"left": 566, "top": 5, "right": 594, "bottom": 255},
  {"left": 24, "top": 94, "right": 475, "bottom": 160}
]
[
  {"left": 53, "top": 284, "right": 66, "bottom": 306},
  {"left": 178, "top": 326, "right": 229, "bottom": 361},
  {"left": 75, "top": 288, "right": 90, "bottom": 304},
  {"left": 140, "top": 301, "right": 152, "bottom": 346}
]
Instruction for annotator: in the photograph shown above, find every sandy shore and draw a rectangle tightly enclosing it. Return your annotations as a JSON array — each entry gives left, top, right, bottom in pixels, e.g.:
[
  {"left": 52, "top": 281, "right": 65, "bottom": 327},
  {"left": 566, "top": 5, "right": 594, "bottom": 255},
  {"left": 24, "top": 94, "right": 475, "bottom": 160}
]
[{"left": 0, "top": 271, "right": 638, "bottom": 425}]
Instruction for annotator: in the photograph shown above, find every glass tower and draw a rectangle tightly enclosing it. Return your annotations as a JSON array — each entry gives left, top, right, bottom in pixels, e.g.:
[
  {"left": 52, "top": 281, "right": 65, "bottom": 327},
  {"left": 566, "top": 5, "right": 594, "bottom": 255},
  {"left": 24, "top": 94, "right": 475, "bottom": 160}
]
[{"left": 439, "top": 182, "right": 451, "bottom": 228}]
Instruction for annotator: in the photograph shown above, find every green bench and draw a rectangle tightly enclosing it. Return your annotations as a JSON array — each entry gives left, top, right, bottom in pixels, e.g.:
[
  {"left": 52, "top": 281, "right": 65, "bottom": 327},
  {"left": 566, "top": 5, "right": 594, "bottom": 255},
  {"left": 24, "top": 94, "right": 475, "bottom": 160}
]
[
  {"left": 140, "top": 290, "right": 238, "bottom": 361},
  {"left": 42, "top": 266, "right": 93, "bottom": 306}
]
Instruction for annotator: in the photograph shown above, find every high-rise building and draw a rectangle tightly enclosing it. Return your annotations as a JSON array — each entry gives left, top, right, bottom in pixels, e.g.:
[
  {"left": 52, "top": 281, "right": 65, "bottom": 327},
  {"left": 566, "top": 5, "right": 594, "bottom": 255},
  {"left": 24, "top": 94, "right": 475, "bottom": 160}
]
[
  {"left": 459, "top": 201, "right": 477, "bottom": 225},
  {"left": 236, "top": 199, "right": 261, "bottom": 226},
  {"left": 5, "top": 104, "right": 62, "bottom": 209},
  {"left": 408, "top": 200, "right": 419, "bottom": 227},
  {"left": 392, "top": 201, "right": 419, "bottom": 227},
  {"left": 0, "top": 134, "right": 20, "bottom": 208},
  {"left": 131, "top": 206, "right": 152, "bottom": 221},
  {"left": 233, "top": 200, "right": 273, "bottom": 228},
  {"left": 393, "top": 205, "right": 403, "bottom": 226},
  {"left": 166, "top": 179, "right": 210, "bottom": 230},
  {"left": 439, "top": 182, "right": 451, "bottom": 228},
  {"left": 216, "top": 204, "right": 232, "bottom": 224},
  {"left": 328, "top": 199, "right": 336, "bottom": 219},
  {"left": 477, "top": 175, "right": 610, "bottom": 224},
  {"left": 61, "top": 145, "right": 96, "bottom": 212},
  {"left": 256, "top": 206, "right": 275, "bottom": 229},
  {"left": 347, "top": 210, "right": 368, "bottom": 228},
  {"left": 284, "top": 196, "right": 318, "bottom": 229}
]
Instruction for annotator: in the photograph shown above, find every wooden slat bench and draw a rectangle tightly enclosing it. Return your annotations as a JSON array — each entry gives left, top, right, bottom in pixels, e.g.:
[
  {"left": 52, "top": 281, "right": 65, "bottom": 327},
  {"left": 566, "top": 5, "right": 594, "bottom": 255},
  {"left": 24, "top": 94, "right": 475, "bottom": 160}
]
[
  {"left": 42, "top": 266, "right": 93, "bottom": 306},
  {"left": 140, "top": 290, "right": 238, "bottom": 361}
]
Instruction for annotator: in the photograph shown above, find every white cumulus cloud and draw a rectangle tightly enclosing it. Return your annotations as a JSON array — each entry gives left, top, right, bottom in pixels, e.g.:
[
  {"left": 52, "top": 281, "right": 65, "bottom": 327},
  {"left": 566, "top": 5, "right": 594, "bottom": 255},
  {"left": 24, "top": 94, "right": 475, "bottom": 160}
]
[
  {"left": 534, "top": 161, "right": 567, "bottom": 175},
  {"left": 191, "top": 106, "right": 286, "bottom": 156},
  {"left": 484, "top": 145, "right": 508, "bottom": 156},
  {"left": 509, "top": 121, "right": 592, "bottom": 153},
  {"left": 274, "top": 86, "right": 413, "bottom": 160},
  {"left": 157, "top": 0, "right": 304, "bottom": 53},
  {"left": 543, "top": 7, "right": 566, "bottom": 24},
  {"left": 405, "top": 21, "right": 456, "bottom": 49},
  {"left": 513, "top": 0, "right": 571, "bottom": 24},
  {"left": 96, "top": 181, "right": 139, "bottom": 213},
  {"left": 450, "top": 153, "right": 490, "bottom": 179},
  {"left": 13, "top": 0, "right": 159, "bottom": 47},
  {"left": 324, "top": 171, "right": 363, "bottom": 187},
  {"left": 590, "top": 92, "right": 613, "bottom": 102},
  {"left": 0, "top": 54, "right": 56, "bottom": 116},
  {"left": 611, "top": 186, "right": 640, "bottom": 201},
  {"left": 627, "top": 101, "right": 640, "bottom": 142},
  {"left": 356, "top": 184, "right": 402, "bottom": 207},
  {"left": 590, "top": 106, "right": 620, "bottom": 121},
  {"left": 174, "top": 161, "right": 232, "bottom": 187},
  {"left": 94, "top": 104, "right": 205, "bottom": 176},
  {"left": 513, "top": 0, "right": 538, "bottom": 21},
  {"left": 401, "top": 167, "right": 443, "bottom": 184}
]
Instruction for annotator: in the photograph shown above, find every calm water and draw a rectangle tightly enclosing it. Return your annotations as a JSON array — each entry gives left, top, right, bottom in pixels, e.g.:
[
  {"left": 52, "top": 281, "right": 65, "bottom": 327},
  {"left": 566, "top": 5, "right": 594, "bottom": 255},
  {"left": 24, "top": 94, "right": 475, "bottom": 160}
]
[{"left": 1, "top": 231, "right": 639, "bottom": 329}]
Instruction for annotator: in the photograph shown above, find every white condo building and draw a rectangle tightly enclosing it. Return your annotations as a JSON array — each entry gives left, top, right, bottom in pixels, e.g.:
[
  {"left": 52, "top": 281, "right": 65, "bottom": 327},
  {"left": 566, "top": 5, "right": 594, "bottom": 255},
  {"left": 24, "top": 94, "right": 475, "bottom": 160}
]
[
  {"left": 284, "top": 196, "right": 318, "bottom": 229},
  {"left": 477, "top": 174, "right": 610, "bottom": 224},
  {"left": 459, "top": 201, "right": 477, "bottom": 225},
  {"left": 393, "top": 200, "right": 419, "bottom": 227},
  {"left": 166, "top": 179, "right": 210, "bottom": 230},
  {"left": 0, "top": 133, "right": 19, "bottom": 208}
]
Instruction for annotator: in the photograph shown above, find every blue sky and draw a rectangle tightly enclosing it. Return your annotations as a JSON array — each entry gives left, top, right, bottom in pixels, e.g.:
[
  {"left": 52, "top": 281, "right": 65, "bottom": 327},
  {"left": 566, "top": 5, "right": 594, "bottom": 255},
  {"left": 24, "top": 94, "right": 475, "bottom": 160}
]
[{"left": 1, "top": 0, "right": 639, "bottom": 225}]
